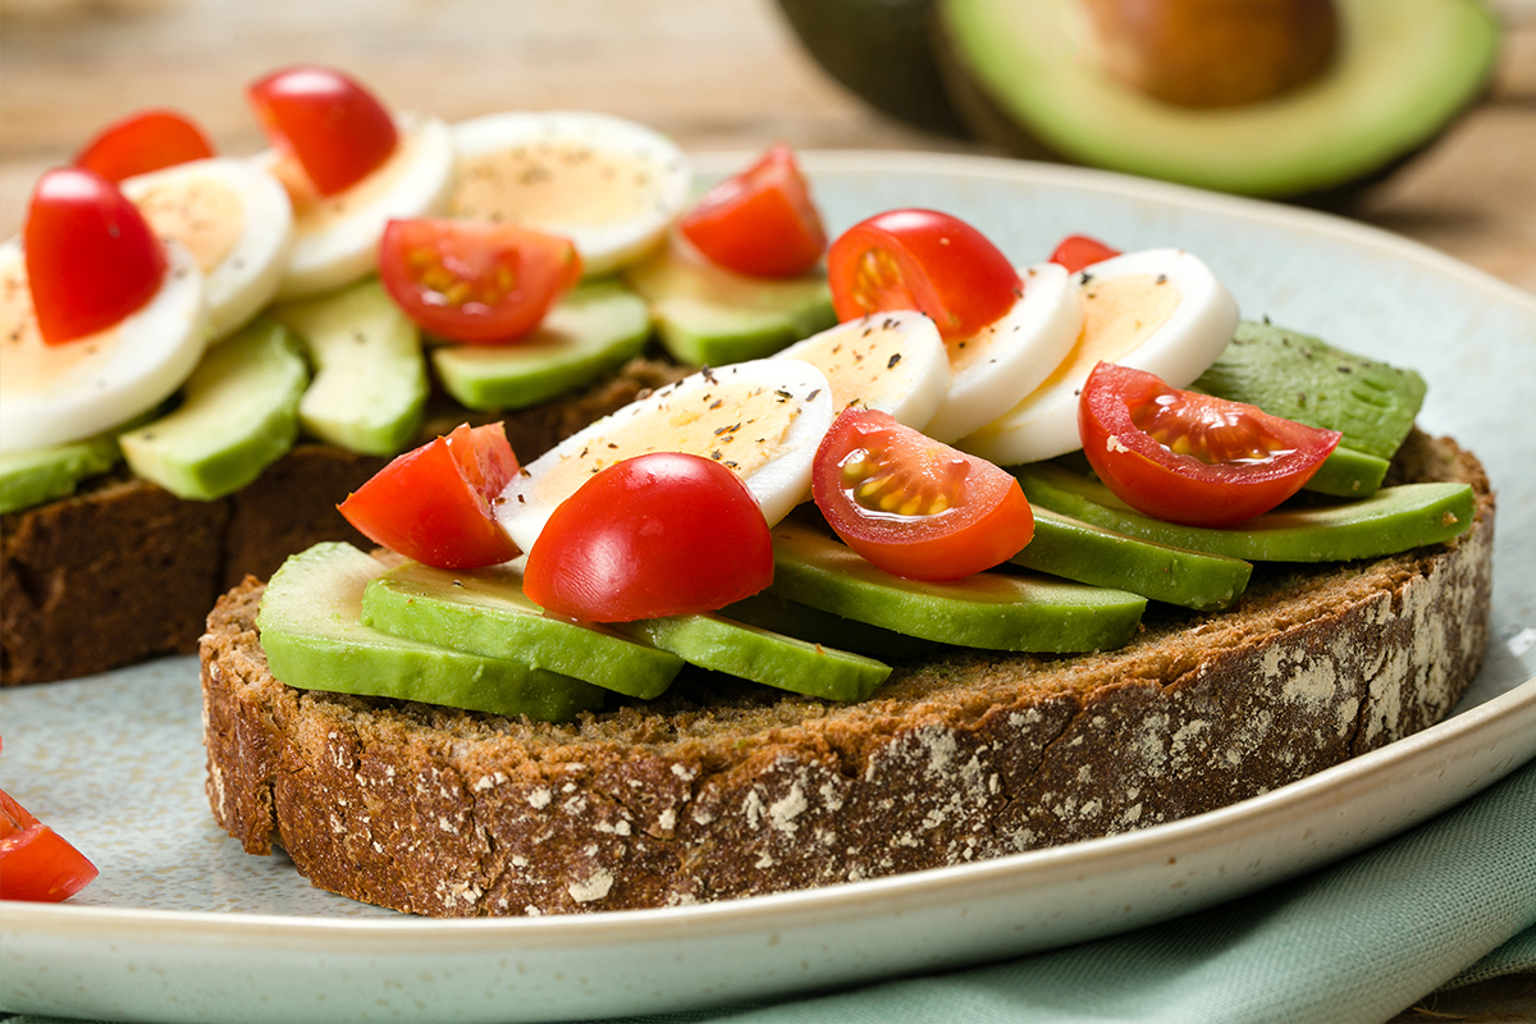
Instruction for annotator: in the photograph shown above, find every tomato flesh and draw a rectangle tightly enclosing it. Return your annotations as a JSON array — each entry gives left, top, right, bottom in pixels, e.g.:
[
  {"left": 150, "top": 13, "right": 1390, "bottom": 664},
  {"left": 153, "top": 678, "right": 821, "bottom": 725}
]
[
  {"left": 1048, "top": 234, "right": 1122, "bottom": 273},
  {"left": 247, "top": 66, "right": 398, "bottom": 197},
  {"left": 378, "top": 219, "right": 581, "bottom": 344},
  {"left": 0, "top": 788, "right": 98, "bottom": 903},
  {"left": 74, "top": 109, "right": 215, "bottom": 184},
  {"left": 1078, "top": 362, "right": 1341, "bottom": 527},
  {"left": 338, "top": 423, "right": 521, "bottom": 569},
  {"left": 811, "top": 408, "right": 1034, "bottom": 580},
  {"left": 679, "top": 143, "right": 827, "bottom": 278},
  {"left": 827, "top": 208, "right": 1021, "bottom": 342},
  {"left": 24, "top": 166, "right": 168, "bottom": 345},
  {"left": 523, "top": 452, "right": 774, "bottom": 622}
]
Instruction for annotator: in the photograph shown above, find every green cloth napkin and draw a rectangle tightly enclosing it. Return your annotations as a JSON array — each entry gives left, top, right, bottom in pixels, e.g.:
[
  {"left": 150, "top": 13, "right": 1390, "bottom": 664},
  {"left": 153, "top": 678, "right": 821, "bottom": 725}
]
[{"left": 6, "top": 755, "right": 1535, "bottom": 1024}]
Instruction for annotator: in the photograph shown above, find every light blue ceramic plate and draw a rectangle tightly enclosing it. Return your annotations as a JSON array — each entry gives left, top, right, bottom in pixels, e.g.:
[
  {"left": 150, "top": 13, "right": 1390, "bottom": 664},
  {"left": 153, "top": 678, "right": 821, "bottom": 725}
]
[{"left": 3, "top": 152, "right": 1535, "bottom": 1024}]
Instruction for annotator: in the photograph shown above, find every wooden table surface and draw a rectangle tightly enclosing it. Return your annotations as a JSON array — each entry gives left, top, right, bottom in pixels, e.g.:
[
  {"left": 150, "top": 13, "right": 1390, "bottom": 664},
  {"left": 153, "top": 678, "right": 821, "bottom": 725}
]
[{"left": 2, "top": 0, "right": 1533, "bottom": 1020}]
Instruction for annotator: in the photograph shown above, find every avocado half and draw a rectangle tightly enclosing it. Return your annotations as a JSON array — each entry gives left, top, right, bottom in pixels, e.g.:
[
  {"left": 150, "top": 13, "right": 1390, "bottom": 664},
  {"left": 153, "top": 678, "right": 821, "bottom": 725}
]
[{"left": 936, "top": 0, "right": 1503, "bottom": 199}]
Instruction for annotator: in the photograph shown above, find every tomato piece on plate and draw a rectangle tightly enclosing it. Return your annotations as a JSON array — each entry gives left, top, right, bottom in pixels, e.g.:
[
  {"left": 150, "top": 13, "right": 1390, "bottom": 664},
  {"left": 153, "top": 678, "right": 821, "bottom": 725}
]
[
  {"left": 74, "top": 109, "right": 215, "bottom": 184},
  {"left": 1078, "top": 361, "right": 1342, "bottom": 527},
  {"left": 811, "top": 408, "right": 1034, "bottom": 580},
  {"left": 247, "top": 65, "right": 398, "bottom": 197},
  {"left": 23, "top": 166, "right": 168, "bottom": 345},
  {"left": 827, "top": 208, "right": 1022, "bottom": 342},
  {"left": 523, "top": 452, "right": 774, "bottom": 622},
  {"left": 0, "top": 788, "right": 99, "bottom": 903},
  {"left": 378, "top": 218, "right": 582, "bottom": 344},
  {"left": 338, "top": 422, "right": 521, "bottom": 569},
  {"left": 1048, "top": 234, "right": 1122, "bottom": 273},
  {"left": 678, "top": 143, "right": 827, "bottom": 278}
]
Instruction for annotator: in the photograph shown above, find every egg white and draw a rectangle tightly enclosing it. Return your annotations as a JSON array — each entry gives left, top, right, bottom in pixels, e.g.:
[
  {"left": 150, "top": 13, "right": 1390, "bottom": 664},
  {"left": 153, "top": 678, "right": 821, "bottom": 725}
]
[
  {"left": 923, "top": 261, "right": 1083, "bottom": 443},
  {"left": 0, "top": 238, "right": 208, "bottom": 452},
  {"left": 274, "top": 112, "right": 456, "bottom": 300},
  {"left": 121, "top": 157, "right": 293, "bottom": 343},
  {"left": 450, "top": 111, "right": 691, "bottom": 277},
  {"left": 774, "top": 310, "right": 950, "bottom": 431},
  {"left": 497, "top": 357, "right": 833, "bottom": 553},
  {"left": 958, "top": 248, "right": 1240, "bottom": 466}
]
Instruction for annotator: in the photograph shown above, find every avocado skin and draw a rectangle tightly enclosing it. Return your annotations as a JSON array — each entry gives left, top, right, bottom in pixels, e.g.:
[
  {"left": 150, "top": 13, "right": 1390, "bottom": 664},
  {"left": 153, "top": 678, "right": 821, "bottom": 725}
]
[{"left": 774, "top": 0, "right": 971, "bottom": 138}]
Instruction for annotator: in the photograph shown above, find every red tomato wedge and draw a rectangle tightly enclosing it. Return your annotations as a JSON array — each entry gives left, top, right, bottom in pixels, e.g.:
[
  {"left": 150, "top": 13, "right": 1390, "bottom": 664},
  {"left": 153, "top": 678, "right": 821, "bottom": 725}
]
[
  {"left": 338, "top": 423, "right": 521, "bottom": 569},
  {"left": 811, "top": 408, "right": 1034, "bottom": 580},
  {"left": 678, "top": 143, "right": 827, "bottom": 278},
  {"left": 378, "top": 219, "right": 582, "bottom": 344},
  {"left": 247, "top": 66, "right": 398, "bottom": 197},
  {"left": 827, "top": 208, "right": 1022, "bottom": 342},
  {"left": 23, "top": 166, "right": 168, "bottom": 345},
  {"left": 523, "top": 452, "right": 774, "bottom": 622},
  {"left": 1078, "top": 362, "right": 1342, "bottom": 527},
  {"left": 1048, "top": 234, "right": 1122, "bottom": 273},
  {"left": 0, "top": 787, "right": 99, "bottom": 903},
  {"left": 73, "top": 109, "right": 215, "bottom": 184}
]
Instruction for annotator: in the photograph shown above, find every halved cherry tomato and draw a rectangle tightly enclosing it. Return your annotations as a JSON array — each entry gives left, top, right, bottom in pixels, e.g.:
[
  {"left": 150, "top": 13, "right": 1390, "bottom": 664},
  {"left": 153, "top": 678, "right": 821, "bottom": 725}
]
[
  {"left": 73, "top": 109, "right": 215, "bottom": 184},
  {"left": 827, "top": 208, "right": 1022, "bottom": 342},
  {"left": 377, "top": 219, "right": 582, "bottom": 344},
  {"left": 523, "top": 452, "right": 774, "bottom": 622},
  {"left": 811, "top": 408, "right": 1034, "bottom": 580},
  {"left": 1078, "top": 362, "right": 1341, "bottom": 527},
  {"left": 338, "top": 422, "right": 521, "bottom": 569},
  {"left": 1049, "top": 234, "right": 1121, "bottom": 274},
  {"left": 247, "top": 66, "right": 397, "bottom": 197},
  {"left": 23, "top": 166, "right": 167, "bottom": 345},
  {"left": 678, "top": 143, "right": 827, "bottom": 278},
  {"left": 0, "top": 787, "right": 99, "bottom": 903}
]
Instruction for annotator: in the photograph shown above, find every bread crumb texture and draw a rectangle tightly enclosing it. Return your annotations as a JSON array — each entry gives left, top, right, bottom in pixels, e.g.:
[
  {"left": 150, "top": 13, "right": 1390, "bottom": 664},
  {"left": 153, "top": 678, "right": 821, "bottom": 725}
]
[{"left": 199, "top": 432, "right": 1495, "bottom": 916}]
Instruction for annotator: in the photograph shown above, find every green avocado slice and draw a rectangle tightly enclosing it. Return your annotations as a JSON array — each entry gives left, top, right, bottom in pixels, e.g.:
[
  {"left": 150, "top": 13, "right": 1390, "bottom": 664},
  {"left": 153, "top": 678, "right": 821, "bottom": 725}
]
[{"left": 0, "top": 434, "right": 121, "bottom": 514}]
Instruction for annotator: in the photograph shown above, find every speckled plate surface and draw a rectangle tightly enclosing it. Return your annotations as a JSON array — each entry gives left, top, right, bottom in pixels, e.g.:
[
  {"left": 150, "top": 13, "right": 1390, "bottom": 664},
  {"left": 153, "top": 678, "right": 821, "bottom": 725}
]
[{"left": 3, "top": 152, "right": 1535, "bottom": 1024}]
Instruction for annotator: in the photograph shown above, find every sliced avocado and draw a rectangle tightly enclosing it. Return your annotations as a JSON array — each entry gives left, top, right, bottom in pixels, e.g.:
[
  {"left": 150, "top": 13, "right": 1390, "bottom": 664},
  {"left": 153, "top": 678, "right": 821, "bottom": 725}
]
[
  {"left": 1305, "top": 444, "right": 1390, "bottom": 498},
  {"left": 257, "top": 543, "right": 606, "bottom": 720},
  {"left": 1013, "top": 507, "right": 1253, "bottom": 611},
  {"left": 722, "top": 591, "right": 940, "bottom": 661},
  {"left": 0, "top": 434, "right": 120, "bottom": 514},
  {"left": 767, "top": 518, "right": 1145, "bottom": 652},
  {"left": 1015, "top": 461, "right": 1475, "bottom": 562},
  {"left": 360, "top": 558, "right": 683, "bottom": 700},
  {"left": 119, "top": 318, "right": 309, "bottom": 501},
  {"left": 272, "top": 278, "right": 428, "bottom": 457},
  {"left": 618, "top": 613, "right": 892, "bottom": 701},
  {"left": 936, "top": 0, "right": 1502, "bottom": 198},
  {"left": 623, "top": 239, "right": 836, "bottom": 366},
  {"left": 431, "top": 280, "right": 652, "bottom": 411},
  {"left": 1194, "top": 321, "right": 1427, "bottom": 461}
]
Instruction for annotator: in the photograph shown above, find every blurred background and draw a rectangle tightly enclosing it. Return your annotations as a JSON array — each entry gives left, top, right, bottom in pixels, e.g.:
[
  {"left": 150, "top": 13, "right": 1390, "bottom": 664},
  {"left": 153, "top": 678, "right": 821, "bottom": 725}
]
[{"left": 1, "top": 0, "right": 1531, "bottom": 293}]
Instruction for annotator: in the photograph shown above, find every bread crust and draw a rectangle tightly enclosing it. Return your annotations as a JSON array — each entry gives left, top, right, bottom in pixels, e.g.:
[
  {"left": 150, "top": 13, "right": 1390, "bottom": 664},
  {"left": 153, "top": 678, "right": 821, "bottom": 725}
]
[
  {"left": 0, "top": 359, "right": 686, "bottom": 686},
  {"left": 200, "top": 430, "right": 1495, "bottom": 917}
]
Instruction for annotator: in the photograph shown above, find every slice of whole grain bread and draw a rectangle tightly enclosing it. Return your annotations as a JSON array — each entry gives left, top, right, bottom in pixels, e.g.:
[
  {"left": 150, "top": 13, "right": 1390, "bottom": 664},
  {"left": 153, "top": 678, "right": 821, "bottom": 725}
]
[{"left": 200, "top": 429, "right": 1495, "bottom": 917}]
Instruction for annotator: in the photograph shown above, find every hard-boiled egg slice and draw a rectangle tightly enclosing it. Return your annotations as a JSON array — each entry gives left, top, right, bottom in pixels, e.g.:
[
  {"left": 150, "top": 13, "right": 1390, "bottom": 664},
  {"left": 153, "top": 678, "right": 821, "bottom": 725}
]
[
  {"left": 0, "top": 238, "right": 207, "bottom": 452},
  {"left": 498, "top": 358, "right": 833, "bottom": 553},
  {"left": 958, "top": 248, "right": 1240, "bottom": 466},
  {"left": 273, "top": 112, "right": 455, "bottom": 300},
  {"left": 121, "top": 157, "right": 293, "bottom": 343},
  {"left": 923, "top": 261, "right": 1083, "bottom": 443},
  {"left": 774, "top": 310, "right": 950, "bottom": 431},
  {"left": 450, "top": 111, "right": 691, "bottom": 277}
]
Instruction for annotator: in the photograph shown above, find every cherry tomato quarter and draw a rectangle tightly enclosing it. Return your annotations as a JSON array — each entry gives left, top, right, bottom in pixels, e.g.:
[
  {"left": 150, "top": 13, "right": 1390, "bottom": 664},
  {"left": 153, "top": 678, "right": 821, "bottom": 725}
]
[
  {"left": 1048, "top": 234, "right": 1122, "bottom": 273},
  {"left": 811, "top": 408, "right": 1034, "bottom": 580},
  {"left": 23, "top": 166, "right": 168, "bottom": 345},
  {"left": 378, "top": 218, "right": 581, "bottom": 344},
  {"left": 73, "top": 109, "right": 216, "bottom": 184},
  {"left": 678, "top": 143, "right": 827, "bottom": 278},
  {"left": 523, "top": 452, "right": 774, "bottom": 622},
  {"left": 247, "top": 66, "right": 398, "bottom": 197},
  {"left": 1078, "top": 362, "right": 1342, "bottom": 527},
  {"left": 0, "top": 788, "right": 99, "bottom": 903},
  {"left": 337, "top": 422, "right": 521, "bottom": 569},
  {"left": 826, "top": 209, "right": 1022, "bottom": 342}
]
